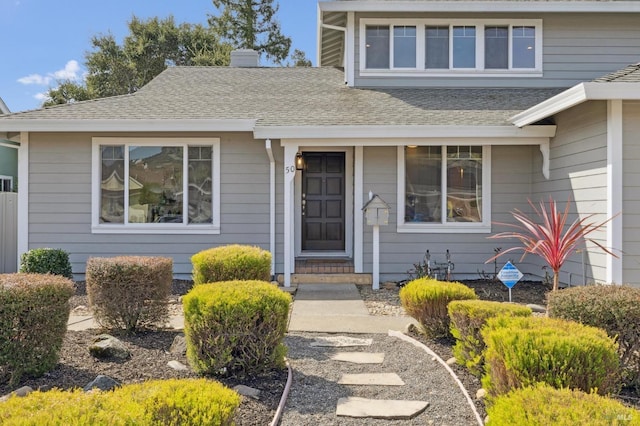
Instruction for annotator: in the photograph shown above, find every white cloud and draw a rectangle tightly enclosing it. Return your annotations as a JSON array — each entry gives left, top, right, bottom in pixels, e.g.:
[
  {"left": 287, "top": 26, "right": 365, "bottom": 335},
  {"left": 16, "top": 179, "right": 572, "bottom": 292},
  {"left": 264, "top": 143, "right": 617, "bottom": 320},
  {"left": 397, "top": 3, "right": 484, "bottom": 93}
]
[
  {"left": 53, "top": 60, "right": 81, "bottom": 81},
  {"left": 17, "top": 74, "right": 51, "bottom": 85},
  {"left": 33, "top": 93, "right": 48, "bottom": 102},
  {"left": 17, "top": 60, "right": 84, "bottom": 86}
]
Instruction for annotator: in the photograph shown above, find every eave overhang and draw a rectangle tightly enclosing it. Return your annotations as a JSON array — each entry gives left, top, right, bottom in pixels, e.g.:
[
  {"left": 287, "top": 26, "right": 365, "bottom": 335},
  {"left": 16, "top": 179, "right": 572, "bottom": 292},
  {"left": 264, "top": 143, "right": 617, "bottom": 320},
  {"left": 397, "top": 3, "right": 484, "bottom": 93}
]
[
  {"left": 511, "top": 82, "right": 640, "bottom": 127},
  {"left": 319, "top": 1, "right": 640, "bottom": 13}
]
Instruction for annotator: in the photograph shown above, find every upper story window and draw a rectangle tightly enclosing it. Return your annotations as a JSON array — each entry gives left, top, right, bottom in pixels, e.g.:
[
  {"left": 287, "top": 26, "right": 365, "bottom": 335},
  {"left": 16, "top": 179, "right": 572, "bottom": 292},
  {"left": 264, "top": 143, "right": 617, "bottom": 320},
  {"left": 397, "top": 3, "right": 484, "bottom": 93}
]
[
  {"left": 91, "top": 137, "right": 220, "bottom": 234},
  {"left": 361, "top": 19, "right": 542, "bottom": 76}
]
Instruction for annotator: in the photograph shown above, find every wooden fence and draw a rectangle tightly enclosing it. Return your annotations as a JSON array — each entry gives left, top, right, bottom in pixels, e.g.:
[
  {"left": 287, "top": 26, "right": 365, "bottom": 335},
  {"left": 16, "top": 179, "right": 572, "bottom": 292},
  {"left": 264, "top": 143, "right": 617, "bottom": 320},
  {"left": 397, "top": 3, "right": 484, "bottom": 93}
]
[{"left": 0, "top": 192, "right": 18, "bottom": 273}]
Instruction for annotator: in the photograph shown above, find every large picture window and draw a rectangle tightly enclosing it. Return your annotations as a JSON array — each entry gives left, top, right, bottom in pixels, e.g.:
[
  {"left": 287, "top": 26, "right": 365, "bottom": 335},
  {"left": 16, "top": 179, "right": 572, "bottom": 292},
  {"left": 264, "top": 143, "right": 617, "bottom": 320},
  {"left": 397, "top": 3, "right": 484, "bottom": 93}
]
[
  {"left": 92, "top": 138, "right": 220, "bottom": 234},
  {"left": 361, "top": 19, "right": 541, "bottom": 75},
  {"left": 400, "top": 145, "right": 490, "bottom": 232}
]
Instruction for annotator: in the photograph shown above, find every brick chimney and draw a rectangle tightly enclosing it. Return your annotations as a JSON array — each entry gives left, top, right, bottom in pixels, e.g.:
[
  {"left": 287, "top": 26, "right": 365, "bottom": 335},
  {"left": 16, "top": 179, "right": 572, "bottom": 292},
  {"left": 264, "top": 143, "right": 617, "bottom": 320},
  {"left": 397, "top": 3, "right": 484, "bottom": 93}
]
[{"left": 230, "top": 49, "right": 260, "bottom": 67}]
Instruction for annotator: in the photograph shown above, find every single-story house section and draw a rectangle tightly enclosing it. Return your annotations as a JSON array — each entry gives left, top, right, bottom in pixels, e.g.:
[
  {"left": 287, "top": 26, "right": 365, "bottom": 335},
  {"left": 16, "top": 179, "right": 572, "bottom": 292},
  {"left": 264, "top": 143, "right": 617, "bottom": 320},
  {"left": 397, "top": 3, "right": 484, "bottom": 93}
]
[{"left": 0, "top": 55, "right": 639, "bottom": 287}]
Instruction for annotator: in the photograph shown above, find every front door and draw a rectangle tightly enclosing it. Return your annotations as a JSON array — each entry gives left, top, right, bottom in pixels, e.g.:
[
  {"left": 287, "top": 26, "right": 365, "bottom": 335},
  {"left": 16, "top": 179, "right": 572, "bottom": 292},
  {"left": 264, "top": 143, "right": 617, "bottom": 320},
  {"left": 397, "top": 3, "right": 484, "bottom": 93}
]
[{"left": 302, "top": 152, "right": 345, "bottom": 251}]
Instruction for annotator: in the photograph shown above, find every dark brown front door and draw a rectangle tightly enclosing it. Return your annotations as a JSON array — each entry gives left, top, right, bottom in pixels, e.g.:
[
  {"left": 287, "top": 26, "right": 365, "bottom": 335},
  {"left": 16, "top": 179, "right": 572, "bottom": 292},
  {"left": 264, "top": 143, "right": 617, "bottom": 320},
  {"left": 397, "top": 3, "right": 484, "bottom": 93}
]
[{"left": 302, "top": 152, "right": 345, "bottom": 251}]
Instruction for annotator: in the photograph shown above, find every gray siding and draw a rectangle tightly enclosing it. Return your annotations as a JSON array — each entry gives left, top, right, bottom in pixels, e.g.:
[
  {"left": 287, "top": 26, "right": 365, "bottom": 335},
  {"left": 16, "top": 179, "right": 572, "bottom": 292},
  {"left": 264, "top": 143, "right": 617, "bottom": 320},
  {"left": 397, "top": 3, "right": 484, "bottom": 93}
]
[
  {"left": 28, "top": 132, "right": 277, "bottom": 279},
  {"left": 532, "top": 101, "right": 609, "bottom": 285},
  {"left": 622, "top": 101, "right": 640, "bottom": 287},
  {"left": 362, "top": 145, "right": 542, "bottom": 282},
  {"left": 353, "top": 12, "right": 640, "bottom": 88}
]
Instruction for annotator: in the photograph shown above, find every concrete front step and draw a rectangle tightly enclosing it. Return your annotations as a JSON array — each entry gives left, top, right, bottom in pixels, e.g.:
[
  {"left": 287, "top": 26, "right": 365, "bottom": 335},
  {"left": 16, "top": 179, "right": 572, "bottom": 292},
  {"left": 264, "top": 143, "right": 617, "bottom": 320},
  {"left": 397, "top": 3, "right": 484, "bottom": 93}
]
[
  {"left": 277, "top": 273, "right": 372, "bottom": 285},
  {"left": 338, "top": 373, "right": 405, "bottom": 386},
  {"left": 336, "top": 397, "right": 429, "bottom": 420}
]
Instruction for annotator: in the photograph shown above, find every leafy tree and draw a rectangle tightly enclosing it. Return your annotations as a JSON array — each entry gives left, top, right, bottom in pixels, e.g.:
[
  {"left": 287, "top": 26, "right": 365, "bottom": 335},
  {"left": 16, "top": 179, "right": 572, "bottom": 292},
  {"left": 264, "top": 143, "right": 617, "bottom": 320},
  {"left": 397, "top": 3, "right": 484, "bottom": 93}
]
[
  {"left": 208, "top": 0, "right": 292, "bottom": 64},
  {"left": 43, "top": 16, "right": 232, "bottom": 106},
  {"left": 42, "top": 80, "right": 93, "bottom": 107},
  {"left": 288, "top": 49, "right": 312, "bottom": 67}
]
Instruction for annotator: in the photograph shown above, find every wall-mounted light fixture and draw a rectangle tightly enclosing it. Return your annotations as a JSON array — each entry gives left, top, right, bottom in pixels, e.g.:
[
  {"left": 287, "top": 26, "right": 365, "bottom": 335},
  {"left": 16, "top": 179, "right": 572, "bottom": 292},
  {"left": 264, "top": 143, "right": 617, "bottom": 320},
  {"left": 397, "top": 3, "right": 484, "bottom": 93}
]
[{"left": 295, "top": 152, "right": 305, "bottom": 171}]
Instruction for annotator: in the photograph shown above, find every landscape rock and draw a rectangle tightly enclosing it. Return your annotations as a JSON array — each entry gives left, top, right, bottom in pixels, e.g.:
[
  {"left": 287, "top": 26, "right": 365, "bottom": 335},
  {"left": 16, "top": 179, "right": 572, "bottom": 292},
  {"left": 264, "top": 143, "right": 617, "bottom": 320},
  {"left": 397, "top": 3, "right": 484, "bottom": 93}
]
[
  {"left": 167, "top": 360, "right": 189, "bottom": 371},
  {"left": 446, "top": 357, "right": 457, "bottom": 366},
  {"left": 526, "top": 303, "right": 547, "bottom": 313},
  {"left": 169, "top": 334, "right": 187, "bottom": 355},
  {"left": 233, "top": 384, "right": 261, "bottom": 399},
  {"left": 83, "top": 375, "right": 120, "bottom": 392},
  {"left": 476, "top": 388, "right": 487, "bottom": 400},
  {"left": 0, "top": 386, "right": 33, "bottom": 402},
  {"left": 310, "top": 336, "right": 373, "bottom": 347},
  {"left": 89, "top": 334, "right": 131, "bottom": 360}
]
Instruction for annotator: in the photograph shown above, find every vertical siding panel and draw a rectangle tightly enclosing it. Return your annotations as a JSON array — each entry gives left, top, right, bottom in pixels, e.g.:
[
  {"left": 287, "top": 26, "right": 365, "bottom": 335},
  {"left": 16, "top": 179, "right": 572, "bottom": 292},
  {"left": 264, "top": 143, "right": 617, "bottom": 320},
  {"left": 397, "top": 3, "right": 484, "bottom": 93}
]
[
  {"left": 533, "top": 101, "right": 608, "bottom": 285},
  {"left": 623, "top": 101, "right": 640, "bottom": 287}
]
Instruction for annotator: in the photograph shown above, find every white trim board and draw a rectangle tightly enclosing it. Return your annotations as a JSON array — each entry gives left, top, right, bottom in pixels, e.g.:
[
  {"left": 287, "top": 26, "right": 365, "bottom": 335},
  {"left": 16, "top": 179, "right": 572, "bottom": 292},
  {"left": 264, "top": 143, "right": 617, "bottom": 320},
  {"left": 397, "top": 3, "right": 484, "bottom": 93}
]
[
  {"left": 319, "top": 1, "right": 640, "bottom": 13},
  {"left": 512, "top": 83, "right": 640, "bottom": 127}
]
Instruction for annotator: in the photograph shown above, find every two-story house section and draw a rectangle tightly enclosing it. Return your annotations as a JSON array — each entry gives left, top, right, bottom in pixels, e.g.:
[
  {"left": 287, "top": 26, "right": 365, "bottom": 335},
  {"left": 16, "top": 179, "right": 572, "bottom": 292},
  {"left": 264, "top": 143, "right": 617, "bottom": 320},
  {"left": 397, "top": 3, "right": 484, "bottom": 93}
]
[{"left": 0, "top": 0, "right": 639, "bottom": 287}]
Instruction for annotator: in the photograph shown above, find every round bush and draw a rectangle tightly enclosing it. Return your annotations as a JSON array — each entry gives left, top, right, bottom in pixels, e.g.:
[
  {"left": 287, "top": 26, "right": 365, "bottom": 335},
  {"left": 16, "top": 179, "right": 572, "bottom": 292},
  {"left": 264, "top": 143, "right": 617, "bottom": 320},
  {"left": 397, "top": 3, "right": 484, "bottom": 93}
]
[
  {"left": 0, "top": 273, "right": 75, "bottom": 386},
  {"left": 448, "top": 300, "right": 532, "bottom": 377},
  {"left": 486, "top": 383, "right": 640, "bottom": 426},
  {"left": 399, "top": 278, "right": 477, "bottom": 338},
  {"left": 548, "top": 284, "right": 640, "bottom": 388},
  {"left": 86, "top": 256, "right": 173, "bottom": 332},
  {"left": 0, "top": 378, "right": 241, "bottom": 425},
  {"left": 482, "top": 315, "right": 620, "bottom": 397},
  {"left": 191, "top": 245, "right": 271, "bottom": 285},
  {"left": 183, "top": 280, "right": 291, "bottom": 376},
  {"left": 19, "top": 247, "right": 73, "bottom": 278}
]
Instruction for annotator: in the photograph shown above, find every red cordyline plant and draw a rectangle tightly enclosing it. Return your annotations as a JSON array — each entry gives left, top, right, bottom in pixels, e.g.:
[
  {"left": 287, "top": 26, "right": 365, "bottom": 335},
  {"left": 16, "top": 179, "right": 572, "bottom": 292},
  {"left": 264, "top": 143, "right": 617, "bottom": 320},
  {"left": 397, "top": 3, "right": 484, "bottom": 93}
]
[{"left": 487, "top": 197, "right": 618, "bottom": 292}]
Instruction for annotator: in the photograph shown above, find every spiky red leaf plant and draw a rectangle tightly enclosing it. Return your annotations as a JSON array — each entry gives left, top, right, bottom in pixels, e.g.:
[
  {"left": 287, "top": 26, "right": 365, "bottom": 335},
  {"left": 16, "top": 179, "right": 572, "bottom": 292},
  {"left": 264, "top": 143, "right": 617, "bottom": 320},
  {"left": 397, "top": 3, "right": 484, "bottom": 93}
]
[{"left": 487, "top": 197, "right": 618, "bottom": 291}]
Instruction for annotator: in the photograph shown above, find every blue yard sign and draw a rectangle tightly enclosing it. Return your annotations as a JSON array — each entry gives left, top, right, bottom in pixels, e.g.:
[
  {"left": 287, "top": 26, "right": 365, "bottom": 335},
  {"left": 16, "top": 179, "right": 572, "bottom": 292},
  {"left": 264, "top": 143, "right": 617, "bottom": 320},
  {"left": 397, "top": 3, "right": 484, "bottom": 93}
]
[{"left": 497, "top": 261, "right": 523, "bottom": 302}]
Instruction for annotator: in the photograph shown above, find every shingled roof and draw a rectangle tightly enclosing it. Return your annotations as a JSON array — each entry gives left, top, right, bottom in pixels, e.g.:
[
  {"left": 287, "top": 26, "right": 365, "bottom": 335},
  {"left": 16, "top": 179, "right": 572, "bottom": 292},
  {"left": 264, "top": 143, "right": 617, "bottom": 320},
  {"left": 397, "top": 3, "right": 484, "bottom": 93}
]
[
  {"left": 593, "top": 63, "right": 640, "bottom": 83},
  {"left": 0, "top": 66, "right": 563, "bottom": 128}
]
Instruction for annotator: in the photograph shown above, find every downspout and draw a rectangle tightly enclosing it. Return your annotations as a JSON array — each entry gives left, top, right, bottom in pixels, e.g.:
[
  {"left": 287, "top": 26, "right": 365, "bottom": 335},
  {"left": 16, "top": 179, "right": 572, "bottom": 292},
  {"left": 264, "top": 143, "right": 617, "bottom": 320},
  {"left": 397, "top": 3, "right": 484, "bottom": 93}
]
[{"left": 265, "top": 139, "right": 276, "bottom": 279}]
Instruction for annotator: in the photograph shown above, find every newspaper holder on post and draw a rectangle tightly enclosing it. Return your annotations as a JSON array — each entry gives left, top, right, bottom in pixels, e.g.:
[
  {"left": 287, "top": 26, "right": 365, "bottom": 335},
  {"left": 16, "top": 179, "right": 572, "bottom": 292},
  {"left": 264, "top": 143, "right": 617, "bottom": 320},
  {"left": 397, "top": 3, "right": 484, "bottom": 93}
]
[{"left": 363, "top": 194, "right": 390, "bottom": 290}]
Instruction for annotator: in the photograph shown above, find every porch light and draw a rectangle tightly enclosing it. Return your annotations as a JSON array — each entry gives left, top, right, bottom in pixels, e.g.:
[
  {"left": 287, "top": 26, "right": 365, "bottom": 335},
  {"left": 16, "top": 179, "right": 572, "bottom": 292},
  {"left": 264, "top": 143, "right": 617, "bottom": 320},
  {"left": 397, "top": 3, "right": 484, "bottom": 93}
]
[{"left": 296, "top": 152, "right": 305, "bottom": 171}]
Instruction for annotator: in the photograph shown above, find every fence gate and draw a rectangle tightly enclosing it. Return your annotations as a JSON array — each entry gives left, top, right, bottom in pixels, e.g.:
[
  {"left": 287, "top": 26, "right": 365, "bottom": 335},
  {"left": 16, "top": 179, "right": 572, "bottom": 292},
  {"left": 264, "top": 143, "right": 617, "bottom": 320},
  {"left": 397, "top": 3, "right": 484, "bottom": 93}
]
[{"left": 0, "top": 192, "right": 18, "bottom": 273}]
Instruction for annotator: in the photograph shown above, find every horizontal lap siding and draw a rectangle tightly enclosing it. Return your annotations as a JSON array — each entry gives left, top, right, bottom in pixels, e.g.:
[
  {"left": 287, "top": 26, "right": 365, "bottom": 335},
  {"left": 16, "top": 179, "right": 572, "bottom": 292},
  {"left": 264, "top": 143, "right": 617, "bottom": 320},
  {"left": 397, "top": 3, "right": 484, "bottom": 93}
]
[
  {"left": 362, "top": 145, "right": 538, "bottom": 282},
  {"left": 28, "top": 132, "right": 275, "bottom": 279},
  {"left": 353, "top": 13, "right": 640, "bottom": 88},
  {"left": 623, "top": 101, "right": 640, "bottom": 287},
  {"left": 532, "top": 101, "right": 608, "bottom": 285}
]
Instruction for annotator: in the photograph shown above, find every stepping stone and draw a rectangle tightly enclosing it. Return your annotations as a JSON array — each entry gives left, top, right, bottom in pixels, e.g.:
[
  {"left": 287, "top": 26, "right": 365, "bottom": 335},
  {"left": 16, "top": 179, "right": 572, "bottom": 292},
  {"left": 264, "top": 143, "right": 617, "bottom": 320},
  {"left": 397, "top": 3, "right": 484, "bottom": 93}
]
[
  {"left": 310, "top": 336, "right": 373, "bottom": 347},
  {"left": 339, "top": 373, "right": 405, "bottom": 386},
  {"left": 336, "top": 397, "right": 429, "bottom": 420},
  {"left": 331, "top": 352, "right": 385, "bottom": 364}
]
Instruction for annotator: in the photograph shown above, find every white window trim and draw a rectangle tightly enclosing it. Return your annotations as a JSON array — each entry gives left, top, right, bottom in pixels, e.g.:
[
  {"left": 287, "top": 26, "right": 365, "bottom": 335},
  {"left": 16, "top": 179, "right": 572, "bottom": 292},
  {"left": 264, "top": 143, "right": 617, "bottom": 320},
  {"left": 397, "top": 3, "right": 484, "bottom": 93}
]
[
  {"left": 0, "top": 175, "right": 13, "bottom": 192},
  {"left": 360, "top": 18, "right": 542, "bottom": 77},
  {"left": 397, "top": 145, "right": 492, "bottom": 233},
  {"left": 91, "top": 137, "right": 221, "bottom": 235}
]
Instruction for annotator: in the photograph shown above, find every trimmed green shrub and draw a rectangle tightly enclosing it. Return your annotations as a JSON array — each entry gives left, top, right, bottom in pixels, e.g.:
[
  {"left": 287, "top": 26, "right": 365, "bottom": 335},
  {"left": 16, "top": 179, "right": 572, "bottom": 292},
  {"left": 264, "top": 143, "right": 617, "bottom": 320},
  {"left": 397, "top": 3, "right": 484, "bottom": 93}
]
[
  {"left": 191, "top": 244, "right": 271, "bottom": 285},
  {"left": 486, "top": 383, "right": 640, "bottom": 426},
  {"left": 448, "top": 300, "right": 532, "bottom": 377},
  {"left": 0, "top": 273, "right": 75, "bottom": 386},
  {"left": 548, "top": 285, "right": 640, "bottom": 389},
  {"left": 0, "top": 378, "right": 241, "bottom": 425},
  {"left": 86, "top": 256, "right": 173, "bottom": 333},
  {"left": 482, "top": 315, "right": 620, "bottom": 398},
  {"left": 399, "top": 277, "right": 477, "bottom": 338},
  {"left": 183, "top": 280, "right": 291, "bottom": 377},
  {"left": 19, "top": 247, "right": 73, "bottom": 278}
]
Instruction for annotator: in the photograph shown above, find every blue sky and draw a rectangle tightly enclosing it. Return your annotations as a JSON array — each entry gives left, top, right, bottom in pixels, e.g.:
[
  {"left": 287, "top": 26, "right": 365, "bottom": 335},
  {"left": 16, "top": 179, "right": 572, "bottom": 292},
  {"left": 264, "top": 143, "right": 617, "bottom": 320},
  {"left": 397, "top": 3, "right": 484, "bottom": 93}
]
[{"left": 0, "top": 0, "right": 318, "bottom": 112}]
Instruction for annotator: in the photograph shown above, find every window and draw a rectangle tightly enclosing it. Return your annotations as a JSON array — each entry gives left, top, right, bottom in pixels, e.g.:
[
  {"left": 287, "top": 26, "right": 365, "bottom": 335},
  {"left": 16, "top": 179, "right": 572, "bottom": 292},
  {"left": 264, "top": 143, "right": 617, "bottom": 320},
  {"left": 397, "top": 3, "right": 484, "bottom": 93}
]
[
  {"left": 0, "top": 176, "right": 12, "bottom": 192},
  {"left": 399, "top": 145, "right": 490, "bottom": 232},
  {"left": 393, "top": 26, "right": 416, "bottom": 68},
  {"left": 92, "top": 138, "right": 220, "bottom": 234},
  {"left": 361, "top": 19, "right": 542, "bottom": 75},
  {"left": 365, "top": 25, "right": 390, "bottom": 69}
]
